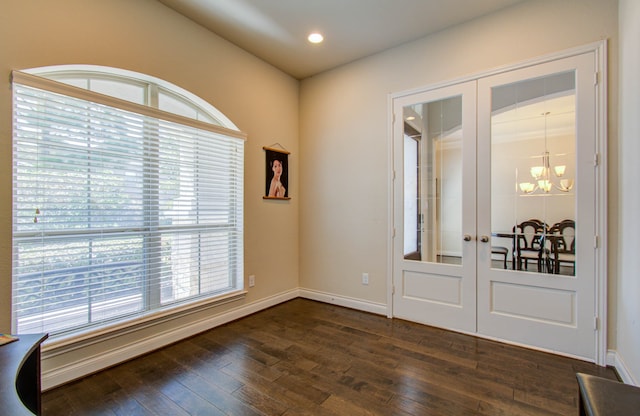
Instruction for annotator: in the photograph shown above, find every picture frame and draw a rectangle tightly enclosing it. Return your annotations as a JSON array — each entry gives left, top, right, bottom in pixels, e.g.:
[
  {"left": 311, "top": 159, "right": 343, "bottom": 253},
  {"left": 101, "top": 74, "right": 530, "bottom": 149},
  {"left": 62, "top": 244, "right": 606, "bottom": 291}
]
[{"left": 263, "top": 146, "right": 290, "bottom": 200}]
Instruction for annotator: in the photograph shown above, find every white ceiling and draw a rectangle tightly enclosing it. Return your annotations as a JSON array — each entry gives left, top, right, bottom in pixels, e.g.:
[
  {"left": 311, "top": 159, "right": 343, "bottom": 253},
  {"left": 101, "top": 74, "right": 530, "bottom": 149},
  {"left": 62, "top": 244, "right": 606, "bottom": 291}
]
[{"left": 157, "top": 0, "right": 526, "bottom": 79}]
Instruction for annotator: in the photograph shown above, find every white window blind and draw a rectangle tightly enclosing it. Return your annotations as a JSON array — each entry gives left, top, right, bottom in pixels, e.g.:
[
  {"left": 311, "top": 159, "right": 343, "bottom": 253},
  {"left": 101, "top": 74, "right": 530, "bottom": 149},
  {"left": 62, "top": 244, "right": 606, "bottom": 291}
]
[{"left": 12, "top": 72, "right": 245, "bottom": 337}]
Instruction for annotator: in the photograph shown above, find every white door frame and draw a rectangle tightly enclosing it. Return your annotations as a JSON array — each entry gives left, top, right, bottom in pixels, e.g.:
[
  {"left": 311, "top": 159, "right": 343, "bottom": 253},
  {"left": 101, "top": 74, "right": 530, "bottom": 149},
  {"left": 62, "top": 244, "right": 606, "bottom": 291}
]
[{"left": 387, "top": 41, "right": 607, "bottom": 365}]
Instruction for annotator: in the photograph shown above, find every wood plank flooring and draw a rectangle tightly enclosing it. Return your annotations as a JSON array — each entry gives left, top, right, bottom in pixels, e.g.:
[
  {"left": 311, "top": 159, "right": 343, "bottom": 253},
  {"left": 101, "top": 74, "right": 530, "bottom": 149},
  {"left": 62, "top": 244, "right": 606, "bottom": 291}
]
[{"left": 42, "top": 298, "right": 617, "bottom": 415}]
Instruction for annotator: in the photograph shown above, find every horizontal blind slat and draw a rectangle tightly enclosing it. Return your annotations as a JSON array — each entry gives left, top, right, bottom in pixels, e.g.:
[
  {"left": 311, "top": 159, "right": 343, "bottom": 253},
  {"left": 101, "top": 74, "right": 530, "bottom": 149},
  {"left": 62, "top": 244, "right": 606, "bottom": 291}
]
[{"left": 12, "top": 77, "right": 244, "bottom": 337}]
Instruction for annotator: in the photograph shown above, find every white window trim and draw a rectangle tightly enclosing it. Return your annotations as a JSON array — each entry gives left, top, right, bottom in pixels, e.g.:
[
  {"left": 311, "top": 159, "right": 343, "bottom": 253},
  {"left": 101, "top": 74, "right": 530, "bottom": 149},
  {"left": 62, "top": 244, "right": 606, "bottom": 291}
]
[
  {"left": 43, "top": 290, "right": 247, "bottom": 351},
  {"left": 12, "top": 67, "right": 247, "bottom": 348},
  {"left": 12, "top": 71, "right": 246, "bottom": 141},
  {"left": 24, "top": 64, "right": 240, "bottom": 131}
]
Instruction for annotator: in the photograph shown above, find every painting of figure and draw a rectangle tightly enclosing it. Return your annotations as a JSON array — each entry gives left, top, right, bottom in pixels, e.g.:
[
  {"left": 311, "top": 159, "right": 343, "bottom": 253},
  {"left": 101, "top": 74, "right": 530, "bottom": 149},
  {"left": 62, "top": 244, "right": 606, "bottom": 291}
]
[{"left": 264, "top": 147, "right": 290, "bottom": 200}]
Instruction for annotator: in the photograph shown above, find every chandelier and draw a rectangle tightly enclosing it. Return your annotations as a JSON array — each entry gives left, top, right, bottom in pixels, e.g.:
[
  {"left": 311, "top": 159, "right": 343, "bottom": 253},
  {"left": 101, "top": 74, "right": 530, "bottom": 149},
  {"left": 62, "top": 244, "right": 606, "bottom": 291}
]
[{"left": 518, "top": 111, "right": 574, "bottom": 194}]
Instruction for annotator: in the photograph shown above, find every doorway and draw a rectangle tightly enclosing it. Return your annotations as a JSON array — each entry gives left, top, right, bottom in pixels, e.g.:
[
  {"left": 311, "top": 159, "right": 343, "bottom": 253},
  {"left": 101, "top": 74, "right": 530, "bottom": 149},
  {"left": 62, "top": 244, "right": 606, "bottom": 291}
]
[{"left": 391, "top": 46, "right": 606, "bottom": 362}]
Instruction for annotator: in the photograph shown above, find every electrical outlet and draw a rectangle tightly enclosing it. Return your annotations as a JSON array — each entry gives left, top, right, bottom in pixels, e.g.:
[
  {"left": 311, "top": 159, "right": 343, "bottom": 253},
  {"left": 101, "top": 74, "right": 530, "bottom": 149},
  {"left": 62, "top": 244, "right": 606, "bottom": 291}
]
[
  {"left": 248, "top": 275, "right": 255, "bottom": 287},
  {"left": 362, "top": 272, "right": 369, "bottom": 285}
]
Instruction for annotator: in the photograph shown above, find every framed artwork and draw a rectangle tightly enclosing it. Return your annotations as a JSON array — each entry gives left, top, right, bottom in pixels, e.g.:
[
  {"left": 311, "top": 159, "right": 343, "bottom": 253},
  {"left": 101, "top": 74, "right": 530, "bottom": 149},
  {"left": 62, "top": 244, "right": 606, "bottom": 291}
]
[{"left": 263, "top": 146, "right": 290, "bottom": 200}]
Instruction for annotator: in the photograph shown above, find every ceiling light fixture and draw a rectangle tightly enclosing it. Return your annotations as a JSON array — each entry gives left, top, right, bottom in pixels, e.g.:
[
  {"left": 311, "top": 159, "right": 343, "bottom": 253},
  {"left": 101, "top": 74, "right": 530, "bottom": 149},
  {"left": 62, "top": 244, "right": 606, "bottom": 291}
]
[
  {"left": 518, "top": 112, "right": 574, "bottom": 194},
  {"left": 307, "top": 32, "right": 324, "bottom": 44}
]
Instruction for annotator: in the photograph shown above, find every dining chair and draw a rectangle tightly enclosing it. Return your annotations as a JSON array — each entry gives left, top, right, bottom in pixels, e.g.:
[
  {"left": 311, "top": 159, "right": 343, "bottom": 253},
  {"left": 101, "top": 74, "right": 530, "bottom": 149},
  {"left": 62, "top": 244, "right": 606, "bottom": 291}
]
[
  {"left": 548, "top": 219, "right": 575, "bottom": 275},
  {"left": 513, "top": 219, "right": 549, "bottom": 272},
  {"left": 491, "top": 246, "right": 509, "bottom": 269}
]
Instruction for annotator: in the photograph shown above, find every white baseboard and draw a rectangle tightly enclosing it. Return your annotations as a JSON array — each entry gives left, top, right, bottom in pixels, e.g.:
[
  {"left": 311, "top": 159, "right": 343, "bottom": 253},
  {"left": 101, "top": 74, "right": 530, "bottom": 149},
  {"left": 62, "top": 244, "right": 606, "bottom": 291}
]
[
  {"left": 42, "top": 288, "right": 386, "bottom": 390},
  {"left": 298, "top": 288, "right": 388, "bottom": 316},
  {"left": 41, "top": 289, "right": 300, "bottom": 391},
  {"left": 607, "top": 349, "right": 639, "bottom": 386},
  {"left": 44, "top": 289, "right": 623, "bottom": 392}
]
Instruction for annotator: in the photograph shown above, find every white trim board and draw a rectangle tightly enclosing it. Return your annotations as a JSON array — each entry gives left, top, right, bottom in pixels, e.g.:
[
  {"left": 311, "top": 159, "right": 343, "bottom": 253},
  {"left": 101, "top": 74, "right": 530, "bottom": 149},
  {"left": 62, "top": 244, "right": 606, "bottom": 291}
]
[
  {"left": 41, "top": 289, "right": 299, "bottom": 390},
  {"left": 41, "top": 288, "right": 387, "bottom": 391},
  {"left": 43, "top": 287, "right": 625, "bottom": 391},
  {"left": 608, "top": 350, "right": 639, "bottom": 386},
  {"left": 298, "top": 289, "right": 388, "bottom": 316}
]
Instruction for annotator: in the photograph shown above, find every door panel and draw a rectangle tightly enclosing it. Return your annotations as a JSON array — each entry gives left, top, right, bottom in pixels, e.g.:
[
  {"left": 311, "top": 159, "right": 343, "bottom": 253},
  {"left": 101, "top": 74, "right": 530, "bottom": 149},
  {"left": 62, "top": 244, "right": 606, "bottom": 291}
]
[
  {"left": 393, "top": 81, "right": 477, "bottom": 333},
  {"left": 477, "top": 52, "right": 597, "bottom": 360},
  {"left": 392, "top": 50, "right": 600, "bottom": 362}
]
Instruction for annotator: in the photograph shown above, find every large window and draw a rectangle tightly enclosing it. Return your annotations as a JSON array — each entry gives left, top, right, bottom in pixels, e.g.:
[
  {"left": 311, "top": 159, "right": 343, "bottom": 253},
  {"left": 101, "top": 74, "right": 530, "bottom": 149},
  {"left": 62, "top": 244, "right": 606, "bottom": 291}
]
[{"left": 12, "top": 67, "right": 245, "bottom": 338}]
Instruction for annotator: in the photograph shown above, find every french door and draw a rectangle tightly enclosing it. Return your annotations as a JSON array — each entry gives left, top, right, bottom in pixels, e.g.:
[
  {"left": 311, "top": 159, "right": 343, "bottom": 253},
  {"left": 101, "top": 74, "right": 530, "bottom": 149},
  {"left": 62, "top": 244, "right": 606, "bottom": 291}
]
[
  {"left": 392, "top": 49, "right": 603, "bottom": 361},
  {"left": 392, "top": 81, "right": 477, "bottom": 333}
]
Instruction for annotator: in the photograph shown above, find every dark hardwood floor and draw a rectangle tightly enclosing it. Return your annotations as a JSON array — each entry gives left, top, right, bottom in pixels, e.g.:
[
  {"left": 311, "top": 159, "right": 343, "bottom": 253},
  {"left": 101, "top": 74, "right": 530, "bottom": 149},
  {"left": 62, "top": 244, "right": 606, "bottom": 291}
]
[{"left": 42, "top": 298, "right": 617, "bottom": 415}]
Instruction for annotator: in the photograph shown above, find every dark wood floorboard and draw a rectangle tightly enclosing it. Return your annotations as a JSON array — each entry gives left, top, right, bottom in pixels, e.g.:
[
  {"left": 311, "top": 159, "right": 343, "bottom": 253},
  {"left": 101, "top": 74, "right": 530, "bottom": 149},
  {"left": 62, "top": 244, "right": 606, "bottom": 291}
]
[{"left": 42, "top": 298, "right": 617, "bottom": 415}]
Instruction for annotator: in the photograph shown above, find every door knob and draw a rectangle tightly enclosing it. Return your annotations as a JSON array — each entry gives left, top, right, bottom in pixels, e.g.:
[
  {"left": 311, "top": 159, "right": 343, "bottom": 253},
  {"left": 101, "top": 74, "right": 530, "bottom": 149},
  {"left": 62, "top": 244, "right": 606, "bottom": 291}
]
[
  {"left": 480, "top": 235, "right": 489, "bottom": 243},
  {"left": 463, "top": 234, "right": 472, "bottom": 241}
]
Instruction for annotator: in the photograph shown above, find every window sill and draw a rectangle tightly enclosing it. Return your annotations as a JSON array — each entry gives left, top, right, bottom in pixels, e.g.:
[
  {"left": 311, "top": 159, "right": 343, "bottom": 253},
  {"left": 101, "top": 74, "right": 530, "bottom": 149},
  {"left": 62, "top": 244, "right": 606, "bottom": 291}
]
[{"left": 42, "top": 290, "right": 247, "bottom": 355}]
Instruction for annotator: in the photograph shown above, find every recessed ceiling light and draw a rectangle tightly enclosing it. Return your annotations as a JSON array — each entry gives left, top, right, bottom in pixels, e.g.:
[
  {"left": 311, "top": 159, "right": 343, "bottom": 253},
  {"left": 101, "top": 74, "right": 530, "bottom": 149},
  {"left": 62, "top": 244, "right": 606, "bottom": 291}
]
[
  {"left": 307, "top": 32, "right": 324, "bottom": 44},
  {"left": 406, "top": 116, "right": 415, "bottom": 121}
]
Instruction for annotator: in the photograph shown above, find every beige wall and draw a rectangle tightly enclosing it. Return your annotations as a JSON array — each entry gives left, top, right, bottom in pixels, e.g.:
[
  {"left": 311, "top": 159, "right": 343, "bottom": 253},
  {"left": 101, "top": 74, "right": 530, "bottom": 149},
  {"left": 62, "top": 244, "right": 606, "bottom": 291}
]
[
  {"left": 0, "top": 0, "right": 299, "bottom": 383},
  {"left": 2, "top": 0, "right": 635, "bottom": 387},
  {"left": 617, "top": 0, "right": 640, "bottom": 384},
  {"left": 299, "top": 0, "right": 619, "bottom": 350}
]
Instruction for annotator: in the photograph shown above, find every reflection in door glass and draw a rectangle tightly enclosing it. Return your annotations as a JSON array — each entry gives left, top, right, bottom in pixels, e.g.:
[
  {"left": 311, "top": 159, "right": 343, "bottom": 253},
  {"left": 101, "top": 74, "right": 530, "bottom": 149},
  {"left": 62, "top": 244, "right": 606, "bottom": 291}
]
[
  {"left": 490, "top": 72, "right": 576, "bottom": 275},
  {"left": 403, "top": 96, "right": 462, "bottom": 265}
]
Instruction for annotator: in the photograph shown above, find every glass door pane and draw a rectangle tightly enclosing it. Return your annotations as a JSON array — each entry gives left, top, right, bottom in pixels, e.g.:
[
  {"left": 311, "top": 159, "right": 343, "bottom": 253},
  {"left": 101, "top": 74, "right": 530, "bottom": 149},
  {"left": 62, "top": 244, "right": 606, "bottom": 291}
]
[
  {"left": 403, "top": 96, "right": 463, "bottom": 265},
  {"left": 490, "top": 71, "right": 576, "bottom": 275}
]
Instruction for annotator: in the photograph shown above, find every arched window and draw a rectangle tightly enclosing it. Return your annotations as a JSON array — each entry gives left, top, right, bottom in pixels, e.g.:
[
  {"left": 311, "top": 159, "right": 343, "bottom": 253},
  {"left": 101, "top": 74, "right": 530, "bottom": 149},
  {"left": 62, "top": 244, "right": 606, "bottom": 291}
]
[
  {"left": 11, "top": 66, "right": 245, "bottom": 339},
  {"left": 27, "top": 65, "right": 238, "bottom": 128}
]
